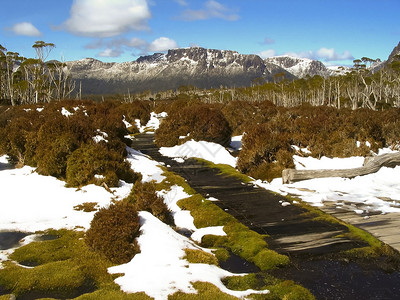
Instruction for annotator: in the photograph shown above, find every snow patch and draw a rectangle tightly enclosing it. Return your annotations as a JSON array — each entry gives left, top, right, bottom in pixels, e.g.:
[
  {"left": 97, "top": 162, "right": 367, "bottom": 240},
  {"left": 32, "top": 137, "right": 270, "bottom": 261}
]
[
  {"left": 0, "top": 157, "right": 132, "bottom": 233},
  {"left": 108, "top": 211, "right": 269, "bottom": 300},
  {"left": 92, "top": 129, "right": 109, "bottom": 143},
  {"left": 61, "top": 107, "right": 72, "bottom": 117},
  {"left": 293, "top": 155, "right": 365, "bottom": 170},
  {"left": 126, "top": 147, "right": 165, "bottom": 183},
  {"left": 191, "top": 226, "right": 226, "bottom": 243},
  {"left": 136, "top": 112, "right": 167, "bottom": 133},
  {"left": 258, "top": 165, "right": 400, "bottom": 215},
  {"left": 160, "top": 140, "right": 237, "bottom": 168}
]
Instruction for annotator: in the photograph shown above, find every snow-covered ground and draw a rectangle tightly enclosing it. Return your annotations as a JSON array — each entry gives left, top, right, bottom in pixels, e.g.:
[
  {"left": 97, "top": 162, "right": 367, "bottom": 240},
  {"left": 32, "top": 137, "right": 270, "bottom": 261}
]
[
  {"left": 158, "top": 135, "right": 400, "bottom": 216},
  {"left": 258, "top": 154, "right": 400, "bottom": 215},
  {"left": 0, "top": 112, "right": 268, "bottom": 298},
  {"left": 2, "top": 108, "right": 399, "bottom": 298},
  {"left": 0, "top": 156, "right": 131, "bottom": 232},
  {"left": 108, "top": 211, "right": 268, "bottom": 300},
  {"left": 135, "top": 111, "right": 167, "bottom": 133}
]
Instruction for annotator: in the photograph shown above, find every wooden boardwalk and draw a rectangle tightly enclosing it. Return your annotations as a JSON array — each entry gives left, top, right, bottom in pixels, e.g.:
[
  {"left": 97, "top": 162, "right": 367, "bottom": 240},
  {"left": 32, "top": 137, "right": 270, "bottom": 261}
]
[{"left": 321, "top": 205, "right": 400, "bottom": 252}]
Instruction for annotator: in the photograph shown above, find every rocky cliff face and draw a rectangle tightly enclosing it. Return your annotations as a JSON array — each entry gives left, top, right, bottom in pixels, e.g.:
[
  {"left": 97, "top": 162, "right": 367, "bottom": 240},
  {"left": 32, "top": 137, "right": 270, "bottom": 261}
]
[
  {"left": 66, "top": 47, "right": 294, "bottom": 95},
  {"left": 264, "top": 56, "right": 332, "bottom": 78},
  {"left": 369, "top": 41, "right": 400, "bottom": 73},
  {"left": 387, "top": 41, "right": 400, "bottom": 64}
]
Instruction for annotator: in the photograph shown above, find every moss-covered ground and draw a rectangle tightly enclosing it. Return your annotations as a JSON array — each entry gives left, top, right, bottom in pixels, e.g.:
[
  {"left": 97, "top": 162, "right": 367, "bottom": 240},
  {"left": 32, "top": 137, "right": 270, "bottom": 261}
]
[{"left": 0, "top": 166, "right": 316, "bottom": 300}]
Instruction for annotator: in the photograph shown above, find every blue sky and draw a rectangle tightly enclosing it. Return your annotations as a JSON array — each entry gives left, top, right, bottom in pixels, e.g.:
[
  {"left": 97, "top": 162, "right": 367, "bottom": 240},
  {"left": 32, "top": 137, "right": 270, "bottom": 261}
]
[{"left": 1, "top": 0, "right": 399, "bottom": 66}]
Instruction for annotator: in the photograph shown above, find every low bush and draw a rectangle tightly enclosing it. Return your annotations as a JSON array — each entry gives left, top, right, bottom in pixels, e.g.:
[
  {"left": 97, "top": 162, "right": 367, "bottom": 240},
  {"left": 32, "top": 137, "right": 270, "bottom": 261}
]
[
  {"left": 127, "top": 181, "right": 173, "bottom": 225},
  {"left": 0, "top": 107, "right": 43, "bottom": 166},
  {"left": 85, "top": 201, "right": 140, "bottom": 264},
  {"left": 0, "top": 100, "right": 140, "bottom": 187},
  {"left": 66, "top": 142, "right": 138, "bottom": 187},
  {"left": 237, "top": 123, "right": 294, "bottom": 181},
  {"left": 235, "top": 104, "right": 400, "bottom": 181},
  {"left": 118, "top": 100, "right": 151, "bottom": 128},
  {"left": 155, "top": 103, "right": 232, "bottom": 147}
]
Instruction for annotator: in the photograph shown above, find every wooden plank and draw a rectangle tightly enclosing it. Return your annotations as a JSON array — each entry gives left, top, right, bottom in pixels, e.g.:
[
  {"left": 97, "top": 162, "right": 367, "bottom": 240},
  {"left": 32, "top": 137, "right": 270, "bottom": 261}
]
[{"left": 320, "top": 209, "right": 400, "bottom": 252}]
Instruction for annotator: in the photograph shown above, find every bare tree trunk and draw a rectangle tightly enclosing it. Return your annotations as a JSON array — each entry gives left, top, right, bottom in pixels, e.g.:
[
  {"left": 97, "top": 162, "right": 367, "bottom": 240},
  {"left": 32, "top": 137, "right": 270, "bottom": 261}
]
[{"left": 282, "top": 152, "right": 400, "bottom": 184}]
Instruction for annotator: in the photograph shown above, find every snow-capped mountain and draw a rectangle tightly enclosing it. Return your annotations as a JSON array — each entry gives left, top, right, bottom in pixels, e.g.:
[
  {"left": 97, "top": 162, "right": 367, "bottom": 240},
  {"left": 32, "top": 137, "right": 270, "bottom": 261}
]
[
  {"left": 326, "top": 65, "right": 352, "bottom": 76},
  {"left": 264, "top": 55, "right": 333, "bottom": 78},
  {"left": 66, "top": 47, "right": 295, "bottom": 95}
]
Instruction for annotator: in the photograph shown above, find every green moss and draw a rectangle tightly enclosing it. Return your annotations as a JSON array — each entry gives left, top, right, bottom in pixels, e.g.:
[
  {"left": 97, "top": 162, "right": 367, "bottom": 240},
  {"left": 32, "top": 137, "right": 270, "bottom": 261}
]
[
  {"left": 177, "top": 194, "right": 289, "bottom": 271},
  {"left": 0, "top": 260, "right": 89, "bottom": 297},
  {"left": 177, "top": 194, "right": 235, "bottom": 228},
  {"left": 75, "top": 288, "right": 152, "bottom": 300},
  {"left": 10, "top": 229, "right": 84, "bottom": 265},
  {"left": 266, "top": 280, "right": 316, "bottom": 300},
  {"left": 222, "top": 274, "right": 260, "bottom": 291},
  {"left": 345, "top": 223, "right": 383, "bottom": 248},
  {"left": 168, "top": 282, "right": 239, "bottom": 300},
  {"left": 223, "top": 221, "right": 267, "bottom": 259},
  {"left": 184, "top": 248, "right": 219, "bottom": 265},
  {"left": 212, "top": 248, "right": 230, "bottom": 262},
  {"left": 201, "top": 234, "right": 230, "bottom": 248},
  {"left": 0, "top": 229, "right": 129, "bottom": 298},
  {"left": 252, "top": 249, "right": 290, "bottom": 271},
  {"left": 157, "top": 167, "right": 196, "bottom": 195}
]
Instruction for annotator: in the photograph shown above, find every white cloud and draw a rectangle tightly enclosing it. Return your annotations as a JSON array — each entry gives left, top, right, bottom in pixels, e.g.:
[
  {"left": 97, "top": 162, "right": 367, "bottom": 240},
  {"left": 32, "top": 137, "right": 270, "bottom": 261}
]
[
  {"left": 258, "top": 49, "right": 276, "bottom": 59},
  {"left": 98, "top": 48, "right": 124, "bottom": 57},
  {"left": 179, "top": 0, "right": 239, "bottom": 21},
  {"left": 316, "top": 47, "right": 353, "bottom": 61},
  {"left": 87, "top": 36, "right": 178, "bottom": 58},
  {"left": 284, "top": 50, "right": 315, "bottom": 59},
  {"left": 11, "top": 22, "right": 42, "bottom": 37},
  {"left": 283, "top": 48, "right": 354, "bottom": 62},
  {"left": 63, "top": 0, "right": 151, "bottom": 38},
  {"left": 148, "top": 37, "right": 178, "bottom": 52}
]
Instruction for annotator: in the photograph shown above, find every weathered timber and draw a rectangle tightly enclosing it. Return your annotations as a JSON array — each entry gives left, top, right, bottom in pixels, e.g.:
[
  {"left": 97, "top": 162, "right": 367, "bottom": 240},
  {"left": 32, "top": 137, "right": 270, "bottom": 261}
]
[{"left": 282, "top": 152, "right": 400, "bottom": 184}]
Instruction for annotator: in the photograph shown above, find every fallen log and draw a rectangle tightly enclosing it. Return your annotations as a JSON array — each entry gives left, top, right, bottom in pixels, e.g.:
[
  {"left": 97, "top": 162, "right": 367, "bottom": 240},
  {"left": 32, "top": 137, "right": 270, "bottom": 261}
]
[{"left": 282, "top": 152, "right": 400, "bottom": 184}]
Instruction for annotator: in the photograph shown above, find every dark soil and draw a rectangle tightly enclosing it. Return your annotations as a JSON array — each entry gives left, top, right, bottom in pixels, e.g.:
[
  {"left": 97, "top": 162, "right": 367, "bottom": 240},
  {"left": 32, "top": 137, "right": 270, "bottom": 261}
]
[{"left": 130, "top": 134, "right": 400, "bottom": 299}]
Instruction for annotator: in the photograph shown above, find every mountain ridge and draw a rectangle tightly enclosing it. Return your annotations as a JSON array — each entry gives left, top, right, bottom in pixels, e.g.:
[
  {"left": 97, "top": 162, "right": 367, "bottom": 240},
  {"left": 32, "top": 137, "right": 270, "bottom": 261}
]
[
  {"left": 66, "top": 47, "right": 297, "bottom": 95},
  {"left": 65, "top": 43, "right": 399, "bottom": 95}
]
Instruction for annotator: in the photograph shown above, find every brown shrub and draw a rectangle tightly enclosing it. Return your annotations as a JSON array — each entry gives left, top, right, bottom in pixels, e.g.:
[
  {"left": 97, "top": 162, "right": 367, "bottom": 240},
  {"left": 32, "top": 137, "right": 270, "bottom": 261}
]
[
  {"left": 221, "top": 100, "right": 258, "bottom": 135},
  {"left": 237, "top": 123, "right": 293, "bottom": 180},
  {"left": 0, "top": 107, "right": 43, "bottom": 166},
  {"left": 34, "top": 114, "right": 81, "bottom": 177},
  {"left": 127, "top": 181, "right": 173, "bottom": 225},
  {"left": 155, "top": 103, "right": 232, "bottom": 147},
  {"left": 85, "top": 201, "right": 140, "bottom": 264},
  {"left": 118, "top": 100, "right": 151, "bottom": 128},
  {"left": 66, "top": 142, "right": 139, "bottom": 187}
]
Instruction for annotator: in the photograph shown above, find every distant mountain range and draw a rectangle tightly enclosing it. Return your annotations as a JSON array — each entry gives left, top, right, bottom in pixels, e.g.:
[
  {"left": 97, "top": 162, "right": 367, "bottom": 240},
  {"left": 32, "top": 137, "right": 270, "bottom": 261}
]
[{"left": 66, "top": 42, "right": 399, "bottom": 95}]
